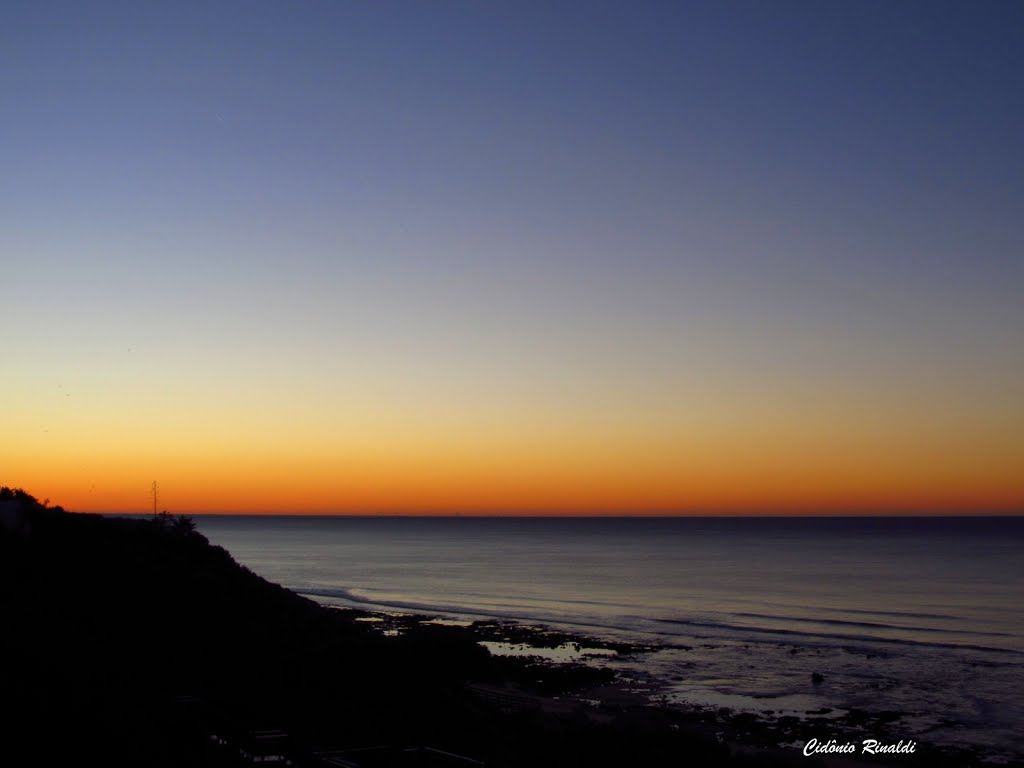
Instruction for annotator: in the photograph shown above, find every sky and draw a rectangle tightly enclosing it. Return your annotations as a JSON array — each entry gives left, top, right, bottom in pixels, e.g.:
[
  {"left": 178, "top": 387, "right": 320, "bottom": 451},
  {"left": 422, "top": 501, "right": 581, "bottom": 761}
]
[{"left": 2, "top": 1, "right": 1022, "bottom": 515}]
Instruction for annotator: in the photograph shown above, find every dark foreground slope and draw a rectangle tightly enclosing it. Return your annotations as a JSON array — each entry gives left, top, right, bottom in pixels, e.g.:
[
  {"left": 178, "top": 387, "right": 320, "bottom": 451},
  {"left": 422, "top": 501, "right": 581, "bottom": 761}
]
[{"left": 0, "top": 490, "right": 810, "bottom": 768}]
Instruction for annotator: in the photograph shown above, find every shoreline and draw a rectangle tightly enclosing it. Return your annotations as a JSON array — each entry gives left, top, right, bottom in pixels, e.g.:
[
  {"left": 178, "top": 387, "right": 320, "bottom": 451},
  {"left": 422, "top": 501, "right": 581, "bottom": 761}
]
[
  {"left": 4, "top": 497, "right": 1020, "bottom": 767},
  {"left": 321, "top": 603, "right": 1024, "bottom": 768}
]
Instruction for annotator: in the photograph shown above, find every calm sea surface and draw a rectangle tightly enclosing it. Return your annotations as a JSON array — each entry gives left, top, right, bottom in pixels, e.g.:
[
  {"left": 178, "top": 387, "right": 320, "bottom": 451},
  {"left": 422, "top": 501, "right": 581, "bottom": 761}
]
[{"left": 192, "top": 516, "right": 1024, "bottom": 757}]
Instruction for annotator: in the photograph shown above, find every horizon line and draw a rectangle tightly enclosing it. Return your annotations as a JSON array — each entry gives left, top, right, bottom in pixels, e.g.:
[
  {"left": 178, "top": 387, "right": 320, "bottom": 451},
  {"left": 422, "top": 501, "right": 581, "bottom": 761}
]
[{"left": 99, "top": 510, "right": 1024, "bottom": 519}]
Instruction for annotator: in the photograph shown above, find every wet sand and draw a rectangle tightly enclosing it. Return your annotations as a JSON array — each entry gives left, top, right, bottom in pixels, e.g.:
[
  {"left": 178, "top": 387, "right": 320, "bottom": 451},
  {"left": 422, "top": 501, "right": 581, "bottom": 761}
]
[{"left": 325, "top": 606, "right": 1017, "bottom": 768}]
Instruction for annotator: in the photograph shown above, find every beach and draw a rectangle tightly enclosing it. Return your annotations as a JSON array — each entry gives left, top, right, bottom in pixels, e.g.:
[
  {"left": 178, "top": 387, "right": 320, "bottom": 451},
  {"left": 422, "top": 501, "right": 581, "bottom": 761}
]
[
  {"left": 0, "top": 496, "right": 779, "bottom": 767},
  {"left": 3, "top": 494, "right": 1021, "bottom": 766},
  {"left": 321, "top": 605, "right": 1021, "bottom": 768},
  {"left": 194, "top": 514, "right": 1024, "bottom": 764}
]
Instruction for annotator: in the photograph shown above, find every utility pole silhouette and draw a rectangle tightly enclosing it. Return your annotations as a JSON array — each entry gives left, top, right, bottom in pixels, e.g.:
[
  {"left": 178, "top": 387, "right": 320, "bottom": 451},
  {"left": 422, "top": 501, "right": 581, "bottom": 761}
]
[{"left": 151, "top": 481, "right": 159, "bottom": 516}]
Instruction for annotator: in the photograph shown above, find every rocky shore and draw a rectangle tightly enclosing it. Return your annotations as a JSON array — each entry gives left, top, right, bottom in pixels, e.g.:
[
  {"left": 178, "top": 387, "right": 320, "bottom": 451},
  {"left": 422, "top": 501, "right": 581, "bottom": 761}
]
[
  {"left": 318, "top": 606, "right": 1019, "bottom": 768},
  {"left": 1, "top": 488, "right": 1017, "bottom": 767}
]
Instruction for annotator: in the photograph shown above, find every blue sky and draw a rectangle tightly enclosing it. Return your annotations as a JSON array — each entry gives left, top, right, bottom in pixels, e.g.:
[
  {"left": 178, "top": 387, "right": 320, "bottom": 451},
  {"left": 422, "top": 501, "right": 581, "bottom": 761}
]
[{"left": 3, "top": 1, "right": 1022, "bottom": 512}]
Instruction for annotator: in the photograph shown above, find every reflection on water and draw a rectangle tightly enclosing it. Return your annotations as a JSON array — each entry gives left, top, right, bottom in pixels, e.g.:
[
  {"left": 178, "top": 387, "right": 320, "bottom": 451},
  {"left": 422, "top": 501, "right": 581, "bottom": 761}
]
[{"left": 194, "top": 515, "right": 1024, "bottom": 754}]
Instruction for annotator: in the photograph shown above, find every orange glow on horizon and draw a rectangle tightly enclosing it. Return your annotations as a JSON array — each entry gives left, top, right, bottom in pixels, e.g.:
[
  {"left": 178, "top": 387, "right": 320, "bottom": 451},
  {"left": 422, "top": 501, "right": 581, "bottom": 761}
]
[
  {"left": 6, "top": 354, "right": 1021, "bottom": 517},
  {"left": 8, "top": 438, "right": 1022, "bottom": 516}
]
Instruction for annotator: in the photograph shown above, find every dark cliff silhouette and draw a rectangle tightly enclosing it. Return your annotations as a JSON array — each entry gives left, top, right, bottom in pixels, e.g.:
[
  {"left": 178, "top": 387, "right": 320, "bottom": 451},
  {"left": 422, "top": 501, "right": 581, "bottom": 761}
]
[{"left": 0, "top": 489, "right": 817, "bottom": 768}]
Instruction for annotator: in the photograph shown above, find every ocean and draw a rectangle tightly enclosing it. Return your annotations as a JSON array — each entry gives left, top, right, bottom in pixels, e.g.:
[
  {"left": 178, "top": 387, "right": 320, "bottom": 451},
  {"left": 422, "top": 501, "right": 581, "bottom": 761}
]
[{"left": 192, "top": 515, "right": 1024, "bottom": 759}]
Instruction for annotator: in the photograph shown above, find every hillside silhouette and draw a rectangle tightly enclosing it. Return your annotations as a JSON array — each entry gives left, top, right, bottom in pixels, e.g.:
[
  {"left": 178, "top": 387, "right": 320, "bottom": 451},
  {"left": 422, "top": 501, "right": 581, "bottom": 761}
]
[{"left": 1, "top": 488, "right": 814, "bottom": 767}]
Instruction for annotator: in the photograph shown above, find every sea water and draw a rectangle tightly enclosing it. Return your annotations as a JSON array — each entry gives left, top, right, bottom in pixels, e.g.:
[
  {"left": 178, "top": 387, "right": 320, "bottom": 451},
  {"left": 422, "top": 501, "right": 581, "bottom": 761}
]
[{"left": 192, "top": 515, "right": 1024, "bottom": 758}]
